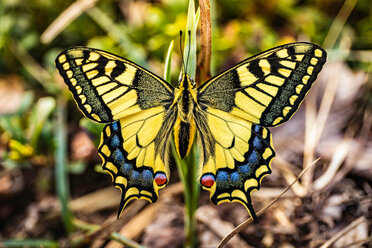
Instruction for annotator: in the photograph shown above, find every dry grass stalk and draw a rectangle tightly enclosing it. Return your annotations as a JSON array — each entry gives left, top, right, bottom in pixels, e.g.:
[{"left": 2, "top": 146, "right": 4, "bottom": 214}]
[
  {"left": 41, "top": 0, "right": 98, "bottom": 44},
  {"left": 319, "top": 216, "right": 368, "bottom": 248},
  {"left": 303, "top": 66, "right": 341, "bottom": 193},
  {"left": 302, "top": 0, "right": 357, "bottom": 193},
  {"left": 41, "top": 186, "right": 120, "bottom": 223},
  {"left": 88, "top": 201, "right": 148, "bottom": 248},
  {"left": 313, "top": 138, "right": 352, "bottom": 191},
  {"left": 70, "top": 187, "right": 120, "bottom": 214},
  {"left": 105, "top": 204, "right": 160, "bottom": 248},
  {"left": 253, "top": 187, "right": 295, "bottom": 200}
]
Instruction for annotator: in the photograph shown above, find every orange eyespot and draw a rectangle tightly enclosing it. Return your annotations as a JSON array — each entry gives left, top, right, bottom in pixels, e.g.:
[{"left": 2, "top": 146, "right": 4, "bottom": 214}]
[
  {"left": 154, "top": 172, "right": 167, "bottom": 186},
  {"left": 201, "top": 174, "right": 215, "bottom": 188}
]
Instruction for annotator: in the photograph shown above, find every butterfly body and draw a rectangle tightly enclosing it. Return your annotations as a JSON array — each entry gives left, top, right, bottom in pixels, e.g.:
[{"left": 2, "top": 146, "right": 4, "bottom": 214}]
[
  {"left": 55, "top": 42, "right": 326, "bottom": 220},
  {"left": 174, "top": 74, "right": 198, "bottom": 159}
]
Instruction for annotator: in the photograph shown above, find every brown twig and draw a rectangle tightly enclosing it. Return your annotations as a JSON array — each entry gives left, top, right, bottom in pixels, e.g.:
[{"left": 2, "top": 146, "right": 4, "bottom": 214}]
[
  {"left": 217, "top": 158, "right": 320, "bottom": 248},
  {"left": 196, "top": 0, "right": 212, "bottom": 84}
]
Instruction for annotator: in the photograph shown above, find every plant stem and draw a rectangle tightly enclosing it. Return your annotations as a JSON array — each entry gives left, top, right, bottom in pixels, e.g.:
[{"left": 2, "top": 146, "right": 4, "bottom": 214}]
[
  {"left": 171, "top": 142, "right": 199, "bottom": 248},
  {"left": 185, "top": 146, "right": 198, "bottom": 248}
]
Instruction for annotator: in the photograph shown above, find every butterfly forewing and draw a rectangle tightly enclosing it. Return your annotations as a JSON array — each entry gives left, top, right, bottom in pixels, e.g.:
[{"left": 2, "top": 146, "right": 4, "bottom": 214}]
[
  {"left": 55, "top": 47, "right": 174, "bottom": 123},
  {"left": 198, "top": 42, "right": 327, "bottom": 126}
]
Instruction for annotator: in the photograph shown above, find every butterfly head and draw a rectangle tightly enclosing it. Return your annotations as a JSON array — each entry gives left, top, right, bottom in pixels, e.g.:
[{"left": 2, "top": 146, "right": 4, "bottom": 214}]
[{"left": 178, "top": 73, "right": 196, "bottom": 90}]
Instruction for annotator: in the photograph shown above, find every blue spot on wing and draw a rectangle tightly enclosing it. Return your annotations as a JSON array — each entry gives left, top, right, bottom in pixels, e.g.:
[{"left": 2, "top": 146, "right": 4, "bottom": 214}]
[
  {"left": 131, "top": 170, "right": 140, "bottom": 180},
  {"left": 230, "top": 171, "right": 240, "bottom": 182},
  {"left": 253, "top": 136, "right": 262, "bottom": 149},
  {"left": 248, "top": 150, "right": 259, "bottom": 166},
  {"left": 122, "top": 162, "right": 132, "bottom": 174},
  {"left": 111, "top": 135, "right": 120, "bottom": 148},
  {"left": 217, "top": 171, "right": 229, "bottom": 182},
  {"left": 111, "top": 122, "right": 119, "bottom": 131},
  {"left": 254, "top": 125, "right": 260, "bottom": 133},
  {"left": 141, "top": 170, "right": 154, "bottom": 187},
  {"left": 142, "top": 169, "right": 153, "bottom": 181},
  {"left": 239, "top": 164, "right": 251, "bottom": 174},
  {"left": 114, "top": 149, "right": 124, "bottom": 162}
]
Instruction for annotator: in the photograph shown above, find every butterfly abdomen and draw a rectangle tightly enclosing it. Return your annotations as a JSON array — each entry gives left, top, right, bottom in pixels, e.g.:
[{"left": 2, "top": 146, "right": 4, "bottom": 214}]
[
  {"left": 174, "top": 119, "right": 196, "bottom": 158},
  {"left": 173, "top": 75, "right": 197, "bottom": 159},
  {"left": 174, "top": 98, "right": 197, "bottom": 158}
]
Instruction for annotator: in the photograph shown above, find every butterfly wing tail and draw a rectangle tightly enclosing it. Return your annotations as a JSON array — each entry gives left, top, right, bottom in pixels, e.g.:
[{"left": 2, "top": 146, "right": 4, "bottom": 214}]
[
  {"left": 98, "top": 121, "right": 168, "bottom": 218},
  {"left": 199, "top": 122, "right": 275, "bottom": 221}
]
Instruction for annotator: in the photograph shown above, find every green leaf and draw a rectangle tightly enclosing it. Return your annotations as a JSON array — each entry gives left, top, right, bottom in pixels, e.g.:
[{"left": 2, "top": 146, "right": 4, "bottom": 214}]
[
  {"left": 183, "top": 1, "right": 200, "bottom": 79},
  {"left": 28, "top": 97, "right": 56, "bottom": 148},
  {"left": 164, "top": 40, "right": 174, "bottom": 83}
]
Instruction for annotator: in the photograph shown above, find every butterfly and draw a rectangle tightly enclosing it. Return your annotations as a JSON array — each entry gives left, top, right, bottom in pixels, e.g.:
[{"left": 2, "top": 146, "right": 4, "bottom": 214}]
[{"left": 55, "top": 42, "right": 326, "bottom": 221}]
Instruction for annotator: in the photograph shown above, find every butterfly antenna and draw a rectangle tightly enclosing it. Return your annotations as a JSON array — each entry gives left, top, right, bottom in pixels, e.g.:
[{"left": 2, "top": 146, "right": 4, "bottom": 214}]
[
  {"left": 185, "top": 30, "right": 191, "bottom": 75},
  {"left": 179, "top": 31, "right": 186, "bottom": 74}
]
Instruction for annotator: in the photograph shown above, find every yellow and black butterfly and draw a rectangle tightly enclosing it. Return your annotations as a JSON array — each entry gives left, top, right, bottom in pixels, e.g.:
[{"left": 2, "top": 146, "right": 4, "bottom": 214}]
[{"left": 55, "top": 42, "right": 326, "bottom": 221}]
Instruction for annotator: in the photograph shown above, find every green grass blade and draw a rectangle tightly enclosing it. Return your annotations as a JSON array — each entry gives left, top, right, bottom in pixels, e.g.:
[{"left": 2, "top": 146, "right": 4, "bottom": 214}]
[
  {"left": 54, "top": 96, "right": 74, "bottom": 233},
  {"left": 110, "top": 233, "right": 146, "bottom": 248},
  {"left": 322, "top": 0, "right": 358, "bottom": 49},
  {"left": 87, "top": 7, "right": 147, "bottom": 66},
  {"left": 1, "top": 239, "right": 59, "bottom": 248}
]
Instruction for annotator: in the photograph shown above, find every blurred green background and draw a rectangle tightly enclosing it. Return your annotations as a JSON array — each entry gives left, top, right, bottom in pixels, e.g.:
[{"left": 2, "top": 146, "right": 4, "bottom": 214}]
[{"left": 0, "top": 0, "right": 371, "bottom": 247}]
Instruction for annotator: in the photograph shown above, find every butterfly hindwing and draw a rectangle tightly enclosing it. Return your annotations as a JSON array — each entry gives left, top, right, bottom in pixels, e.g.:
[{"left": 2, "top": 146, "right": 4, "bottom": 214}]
[
  {"left": 195, "top": 107, "right": 275, "bottom": 220},
  {"left": 198, "top": 42, "right": 327, "bottom": 126},
  {"left": 98, "top": 105, "right": 177, "bottom": 216},
  {"left": 55, "top": 47, "right": 174, "bottom": 123},
  {"left": 99, "top": 121, "right": 158, "bottom": 214}
]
